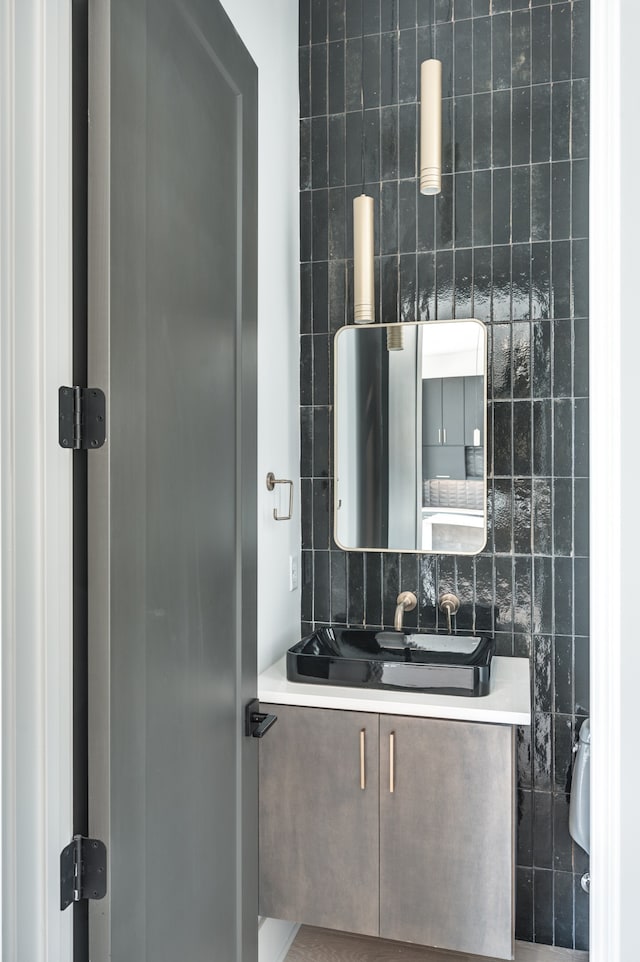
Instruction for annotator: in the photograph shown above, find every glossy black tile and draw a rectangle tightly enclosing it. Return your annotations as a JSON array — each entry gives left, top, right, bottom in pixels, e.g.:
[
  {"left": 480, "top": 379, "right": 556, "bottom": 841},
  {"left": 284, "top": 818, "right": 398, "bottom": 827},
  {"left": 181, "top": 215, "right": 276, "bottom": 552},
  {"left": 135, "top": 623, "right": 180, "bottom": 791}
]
[
  {"left": 364, "top": 552, "right": 383, "bottom": 626},
  {"left": 312, "top": 260, "right": 328, "bottom": 333},
  {"left": 532, "top": 480, "right": 552, "bottom": 556},
  {"left": 311, "top": 43, "right": 328, "bottom": 116},
  {"left": 312, "top": 333, "right": 330, "bottom": 405},
  {"left": 312, "top": 478, "right": 331, "bottom": 549},
  {"left": 330, "top": 550, "right": 348, "bottom": 623},
  {"left": 551, "top": 2, "right": 571, "bottom": 83},
  {"left": 492, "top": 246, "right": 511, "bottom": 322},
  {"left": 300, "top": 335, "right": 313, "bottom": 406},
  {"left": 512, "top": 244, "right": 531, "bottom": 321},
  {"left": 516, "top": 868, "right": 534, "bottom": 942},
  {"left": 473, "top": 17, "right": 491, "bottom": 93},
  {"left": 574, "top": 873, "right": 589, "bottom": 951},
  {"left": 454, "top": 95, "right": 472, "bottom": 171},
  {"left": 435, "top": 249, "right": 454, "bottom": 318},
  {"left": 551, "top": 81, "right": 571, "bottom": 161},
  {"left": 328, "top": 41, "right": 345, "bottom": 114},
  {"left": 400, "top": 253, "right": 418, "bottom": 321},
  {"left": 311, "top": 0, "right": 328, "bottom": 45},
  {"left": 553, "top": 870, "right": 575, "bottom": 948},
  {"left": 347, "top": 552, "right": 365, "bottom": 626},
  {"left": 328, "top": 0, "right": 345, "bottom": 41},
  {"left": 454, "top": 172, "right": 472, "bottom": 248},
  {"left": 492, "top": 89, "right": 512, "bottom": 169},
  {"left": 531, "top": 5, "right": 550, "bottom": 85},
  {"left": 454, "top": 18, "right": 473, "bottom": 95},
  {"left": 313, "top": 551, "right": 331, "bottom": 622},
  {"left": 454, "top": 247, "right": 472, "bottom": 316},
  {"left": 328, "top": 259, "right": 347, "bottom": 330},
  {"left": 533, "top": 712, "right": 553, "bottom": 793},
  {"left": 572, "top": 2, "right": 589, "bottom": 81},
  {"left": 398, "top": 28, "right": 418, "bottom": 103},
  {"left": 553, "top": 713, "right": 574, "bottom": 794},
  {"left": 517, "top": 789, "right": 534, "bottom": 866},
  {"left": 532, "top": 790, "right": 553, "bottom": 869},
  {"left": 552, "top": 791, "right": 573, "bottom": 872},
  {"left": 533, "top": 868, "right": 554, "bottom": 944},
  {"left": 492, "top": 13, "right": 512, "bottom": 90},
  {"left": 472, "top": 92, "right": 491, "bottom": 170},
  {"left": 301, "top": 551, "right": 313, "bottom": 622},
  {"left": 531, "top": 84, "right": 551, "bottom": 165},
  {"left": 398, "top": 0, "right": 417, "bottom": 30},
  {"left": 301, "top": 477, "right": 313, "bottom": 549}
]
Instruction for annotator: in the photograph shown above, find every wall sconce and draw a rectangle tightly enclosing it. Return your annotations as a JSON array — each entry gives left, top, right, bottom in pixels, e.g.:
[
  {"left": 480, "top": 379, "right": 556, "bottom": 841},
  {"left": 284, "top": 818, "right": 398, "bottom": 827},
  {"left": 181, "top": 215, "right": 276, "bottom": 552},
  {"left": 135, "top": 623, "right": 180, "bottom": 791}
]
[
  {"left": 353, "top": 193, "right": 375, "bottom": 323},
  {"left": 420, "top": 59, "right": 442, "bottom": 196}
]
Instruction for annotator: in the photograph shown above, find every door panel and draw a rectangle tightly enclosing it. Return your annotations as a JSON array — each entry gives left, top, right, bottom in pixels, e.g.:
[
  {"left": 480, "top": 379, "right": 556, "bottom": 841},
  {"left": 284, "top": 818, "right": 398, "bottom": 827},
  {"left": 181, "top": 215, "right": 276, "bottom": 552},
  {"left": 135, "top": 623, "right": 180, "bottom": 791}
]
[
  {"left": 379, "top": 716, "right": 514, "bottom": 959},
  {"left": 259, "top": 705, "right": 380, "bottom": 937},
  {"left": 87, "top": 1, "right": 258, "bottom": 959}
]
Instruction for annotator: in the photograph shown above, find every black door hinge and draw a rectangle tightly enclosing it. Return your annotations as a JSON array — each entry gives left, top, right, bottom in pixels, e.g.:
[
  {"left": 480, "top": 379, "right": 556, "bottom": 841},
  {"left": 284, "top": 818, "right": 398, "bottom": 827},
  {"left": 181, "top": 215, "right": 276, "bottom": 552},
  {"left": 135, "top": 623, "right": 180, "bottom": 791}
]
[
  {"left": 60, "top": 835, "right": 107, "bottom": 911},
  {"left": 58, "top": 386, "right": 106, "bottom": 450}
]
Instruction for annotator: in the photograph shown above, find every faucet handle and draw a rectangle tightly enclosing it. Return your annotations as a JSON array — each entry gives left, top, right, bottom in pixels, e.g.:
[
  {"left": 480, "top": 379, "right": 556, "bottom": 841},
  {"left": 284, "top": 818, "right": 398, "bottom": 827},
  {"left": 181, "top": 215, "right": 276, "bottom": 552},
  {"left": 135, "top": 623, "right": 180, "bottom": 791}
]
[
  {"left": 396, "top": 591, "right": 417, "bottom": 611},
  {"left": 438, "top": 592, "right": 460, "bottom": 634}
]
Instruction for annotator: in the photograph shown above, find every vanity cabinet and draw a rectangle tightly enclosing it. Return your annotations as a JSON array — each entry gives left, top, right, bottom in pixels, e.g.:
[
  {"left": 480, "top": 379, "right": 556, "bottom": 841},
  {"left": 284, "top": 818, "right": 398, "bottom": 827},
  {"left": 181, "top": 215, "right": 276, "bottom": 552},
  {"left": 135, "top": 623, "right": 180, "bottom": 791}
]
[
  {"left": 379, "top": 715, "right": 514, "bottom": 959},
  {"left": 258, "top": 705, "right": 380, "bottom": 936},
  {"left": 259, "top": 704, "right": 515, "bottom": 960}
]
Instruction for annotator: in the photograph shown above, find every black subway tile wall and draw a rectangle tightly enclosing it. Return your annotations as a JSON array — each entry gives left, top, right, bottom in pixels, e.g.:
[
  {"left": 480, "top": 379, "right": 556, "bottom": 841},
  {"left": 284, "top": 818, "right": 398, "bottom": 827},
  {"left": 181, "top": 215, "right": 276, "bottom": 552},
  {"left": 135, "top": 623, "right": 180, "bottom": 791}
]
[{"left": 299, "top": 0, "right": 588, "bottom": 949}]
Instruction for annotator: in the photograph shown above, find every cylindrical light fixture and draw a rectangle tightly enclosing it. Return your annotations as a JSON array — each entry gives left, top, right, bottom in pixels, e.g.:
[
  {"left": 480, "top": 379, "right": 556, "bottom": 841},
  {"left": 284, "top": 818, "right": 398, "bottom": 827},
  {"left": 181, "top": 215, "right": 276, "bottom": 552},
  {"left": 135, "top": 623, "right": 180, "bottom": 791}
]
[
  {"left": 387, "top": 326, "right": 404, "bottom": 351},
  {"left": 420, "top": 59, "right": 442, "bottom": 196},
  {"left": 353, "top": 193, "right": 375, "bottom": 323}
]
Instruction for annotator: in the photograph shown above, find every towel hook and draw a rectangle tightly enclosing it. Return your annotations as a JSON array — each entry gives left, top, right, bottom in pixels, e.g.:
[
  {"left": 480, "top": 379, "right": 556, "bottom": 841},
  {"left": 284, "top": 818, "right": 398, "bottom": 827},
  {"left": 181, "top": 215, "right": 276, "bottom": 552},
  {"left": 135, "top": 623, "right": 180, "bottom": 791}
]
[{"left": 266, "top": 472, "right": 293, "bottom": 522}]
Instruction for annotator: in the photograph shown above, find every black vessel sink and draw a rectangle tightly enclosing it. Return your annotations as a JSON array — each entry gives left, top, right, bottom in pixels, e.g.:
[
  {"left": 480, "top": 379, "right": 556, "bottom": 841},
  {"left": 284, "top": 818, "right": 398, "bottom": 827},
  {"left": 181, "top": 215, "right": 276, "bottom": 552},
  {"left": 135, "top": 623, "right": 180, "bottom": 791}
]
[{"left": 286, "top": 627, "right": 495, "bottom": 697}]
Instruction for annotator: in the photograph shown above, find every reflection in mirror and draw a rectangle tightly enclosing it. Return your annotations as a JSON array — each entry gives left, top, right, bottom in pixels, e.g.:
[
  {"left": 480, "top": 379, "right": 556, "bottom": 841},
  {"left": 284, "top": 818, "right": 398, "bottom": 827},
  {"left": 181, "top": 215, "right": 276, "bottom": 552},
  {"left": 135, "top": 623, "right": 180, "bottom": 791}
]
[{"left": 334, "top": 319, "right": 487, "bottom": 554}]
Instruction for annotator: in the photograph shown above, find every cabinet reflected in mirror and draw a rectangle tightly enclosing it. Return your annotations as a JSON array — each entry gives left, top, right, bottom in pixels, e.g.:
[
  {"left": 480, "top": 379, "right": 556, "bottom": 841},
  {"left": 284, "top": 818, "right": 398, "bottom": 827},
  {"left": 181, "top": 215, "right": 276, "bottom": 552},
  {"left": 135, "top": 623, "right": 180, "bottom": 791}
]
[{"left": 334, "top": 319, "right": 487, "bottom": 554}]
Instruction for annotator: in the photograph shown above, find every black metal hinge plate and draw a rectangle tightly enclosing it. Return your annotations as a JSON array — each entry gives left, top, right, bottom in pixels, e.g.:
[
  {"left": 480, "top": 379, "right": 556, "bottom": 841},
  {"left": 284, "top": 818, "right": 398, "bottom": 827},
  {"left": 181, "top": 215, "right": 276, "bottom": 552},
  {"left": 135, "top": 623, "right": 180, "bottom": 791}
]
[
  {"left": 59, "top": 386, "right": 106, "bottom": 450},
  {"left": 60, "top": 835, "right": 107, "bottom": 911}
]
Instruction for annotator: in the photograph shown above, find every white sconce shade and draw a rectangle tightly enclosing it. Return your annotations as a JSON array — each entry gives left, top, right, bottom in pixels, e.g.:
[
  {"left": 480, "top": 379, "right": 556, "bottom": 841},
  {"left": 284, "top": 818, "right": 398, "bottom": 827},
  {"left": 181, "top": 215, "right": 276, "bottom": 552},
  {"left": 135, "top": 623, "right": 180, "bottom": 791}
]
[
  {"left": 420, "top": 59, "right": 442, "bottom": 196},
  {"left": 353, "top": 193, "right": 375, "bottom": 323}
]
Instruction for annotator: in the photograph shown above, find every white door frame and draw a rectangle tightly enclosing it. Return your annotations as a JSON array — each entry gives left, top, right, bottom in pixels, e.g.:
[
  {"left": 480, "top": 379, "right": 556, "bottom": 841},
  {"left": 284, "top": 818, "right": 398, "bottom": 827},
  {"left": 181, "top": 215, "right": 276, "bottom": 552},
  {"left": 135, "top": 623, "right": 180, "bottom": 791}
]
[
  {"left": 0, "top": 0, "right": 631, "bottom": 959},
  {"left": 0, "top": 1, "right": 74, "bottom": 959}
]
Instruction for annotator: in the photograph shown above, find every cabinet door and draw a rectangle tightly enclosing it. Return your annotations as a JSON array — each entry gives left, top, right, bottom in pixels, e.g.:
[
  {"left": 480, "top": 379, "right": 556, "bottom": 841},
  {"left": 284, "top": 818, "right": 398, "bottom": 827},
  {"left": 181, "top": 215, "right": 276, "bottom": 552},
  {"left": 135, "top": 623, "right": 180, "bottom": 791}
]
[
  {"left": 422, "top": 377, "right": 443, "bottom": 445},
  {"left": 422, "top": 445, "right": 466, "bottom": 481},
  {"left": 441, "top": 376, "right": 465, "bottom": 445},
  {"left": 379, "top": 716, "right": 514, "bottom": 959},
  {"left": 259, "top": 705, "right": 380, "bottom": 936}
]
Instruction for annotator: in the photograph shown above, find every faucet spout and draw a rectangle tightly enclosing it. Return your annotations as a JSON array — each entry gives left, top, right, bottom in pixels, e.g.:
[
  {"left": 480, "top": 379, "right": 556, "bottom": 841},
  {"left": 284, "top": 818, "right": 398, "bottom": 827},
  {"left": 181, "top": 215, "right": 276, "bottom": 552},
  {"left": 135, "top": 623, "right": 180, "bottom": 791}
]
[{"left": 394, "top": 591, "right": 417, "bottom": 631}]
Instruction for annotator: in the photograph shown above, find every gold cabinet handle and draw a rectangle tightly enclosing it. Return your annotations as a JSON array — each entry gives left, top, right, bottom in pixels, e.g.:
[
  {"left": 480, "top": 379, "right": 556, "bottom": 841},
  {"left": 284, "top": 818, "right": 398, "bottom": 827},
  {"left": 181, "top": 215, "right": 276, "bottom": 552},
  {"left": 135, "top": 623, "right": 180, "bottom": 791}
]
[
  {"left": 389, "top": 731, "right": 395, "bottom": 794},
  {"left": 360, "top": 729, "right": 366, "bottom": 790}
]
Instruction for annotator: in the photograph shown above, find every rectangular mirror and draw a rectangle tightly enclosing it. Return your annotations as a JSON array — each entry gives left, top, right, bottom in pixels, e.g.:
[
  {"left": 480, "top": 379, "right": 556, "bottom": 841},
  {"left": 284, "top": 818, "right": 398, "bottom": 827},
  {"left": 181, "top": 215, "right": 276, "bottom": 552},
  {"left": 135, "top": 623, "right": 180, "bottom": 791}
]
[{"left": 334, "top": 319, "right": 487, "bottom": 554}]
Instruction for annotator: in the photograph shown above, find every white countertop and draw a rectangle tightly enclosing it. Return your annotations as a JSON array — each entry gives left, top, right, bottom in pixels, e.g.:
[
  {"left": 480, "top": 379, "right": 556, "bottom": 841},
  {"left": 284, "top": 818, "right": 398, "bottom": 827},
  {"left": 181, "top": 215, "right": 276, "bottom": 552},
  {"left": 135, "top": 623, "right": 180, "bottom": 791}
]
[{"left": 259, "top": 655, "right": 531, "bottom": 726}]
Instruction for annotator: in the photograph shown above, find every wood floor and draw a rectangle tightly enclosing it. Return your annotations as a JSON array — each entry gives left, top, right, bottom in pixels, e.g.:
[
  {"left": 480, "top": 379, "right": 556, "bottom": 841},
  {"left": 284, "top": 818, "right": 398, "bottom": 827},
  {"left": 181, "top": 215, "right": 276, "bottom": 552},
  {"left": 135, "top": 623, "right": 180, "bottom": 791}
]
[{"left": 285, "top": 926, "right": 589, "bottom": 962}]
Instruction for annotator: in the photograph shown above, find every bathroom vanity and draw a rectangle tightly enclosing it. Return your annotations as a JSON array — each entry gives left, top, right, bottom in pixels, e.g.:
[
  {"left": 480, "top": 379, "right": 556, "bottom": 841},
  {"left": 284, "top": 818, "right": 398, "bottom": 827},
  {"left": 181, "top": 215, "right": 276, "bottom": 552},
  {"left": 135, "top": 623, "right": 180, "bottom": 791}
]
[{"left": 257, "top": 656, "right": 530, "bottom": 960}]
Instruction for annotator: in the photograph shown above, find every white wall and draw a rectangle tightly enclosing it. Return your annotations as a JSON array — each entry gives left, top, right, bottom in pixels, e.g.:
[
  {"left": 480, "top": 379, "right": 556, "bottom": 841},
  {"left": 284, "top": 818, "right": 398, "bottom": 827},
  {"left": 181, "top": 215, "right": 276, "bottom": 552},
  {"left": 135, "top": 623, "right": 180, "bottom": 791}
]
[
  {"left": 618, "top": 1, "right": 640, "bottom": 956},
  {"left": 216, "top": 4, "right": 300, "bottom": 961},
  {"left": 0, "top": 1, "right": 74, "bottom": 959},
  {"left": 591, "top": 1, "right": 640, "bottom": 958},
  {"left": 219, "top": 0, "right": 301, "bottom": 675}
]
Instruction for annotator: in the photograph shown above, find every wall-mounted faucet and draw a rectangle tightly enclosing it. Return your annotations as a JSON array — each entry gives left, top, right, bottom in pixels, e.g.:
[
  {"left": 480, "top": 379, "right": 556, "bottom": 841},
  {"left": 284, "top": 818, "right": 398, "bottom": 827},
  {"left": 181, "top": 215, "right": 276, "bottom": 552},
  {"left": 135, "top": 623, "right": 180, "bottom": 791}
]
[
  {"left": 439, "top": 593, "right": 460, "bottom": 634},
  {"left": 394, "top": 591, "right": 417, "bottom": 631}
]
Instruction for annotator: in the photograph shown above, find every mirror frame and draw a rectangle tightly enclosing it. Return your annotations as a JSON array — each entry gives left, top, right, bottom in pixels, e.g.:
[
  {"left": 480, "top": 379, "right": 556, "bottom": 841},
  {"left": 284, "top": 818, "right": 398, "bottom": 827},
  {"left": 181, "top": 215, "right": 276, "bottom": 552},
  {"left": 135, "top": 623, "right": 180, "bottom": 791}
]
[{"left": 333, "top": 318, "right": 488, "bottom": 555}]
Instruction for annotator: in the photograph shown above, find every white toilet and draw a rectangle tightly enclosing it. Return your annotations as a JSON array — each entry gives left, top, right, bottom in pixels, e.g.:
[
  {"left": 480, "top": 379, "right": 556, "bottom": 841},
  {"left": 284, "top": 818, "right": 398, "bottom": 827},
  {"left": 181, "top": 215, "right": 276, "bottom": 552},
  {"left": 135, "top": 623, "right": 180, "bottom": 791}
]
[{"left": 569, "top": 717, "right": 591, "bottom": 856}]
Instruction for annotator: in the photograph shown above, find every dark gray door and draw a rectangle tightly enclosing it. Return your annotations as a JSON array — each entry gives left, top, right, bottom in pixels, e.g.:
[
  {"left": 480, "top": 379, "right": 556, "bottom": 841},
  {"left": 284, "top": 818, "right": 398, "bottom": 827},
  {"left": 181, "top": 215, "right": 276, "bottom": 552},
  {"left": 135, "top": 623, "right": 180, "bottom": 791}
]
[{"left": 86, "top": 1, "right": 258, "bottom": 959}]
